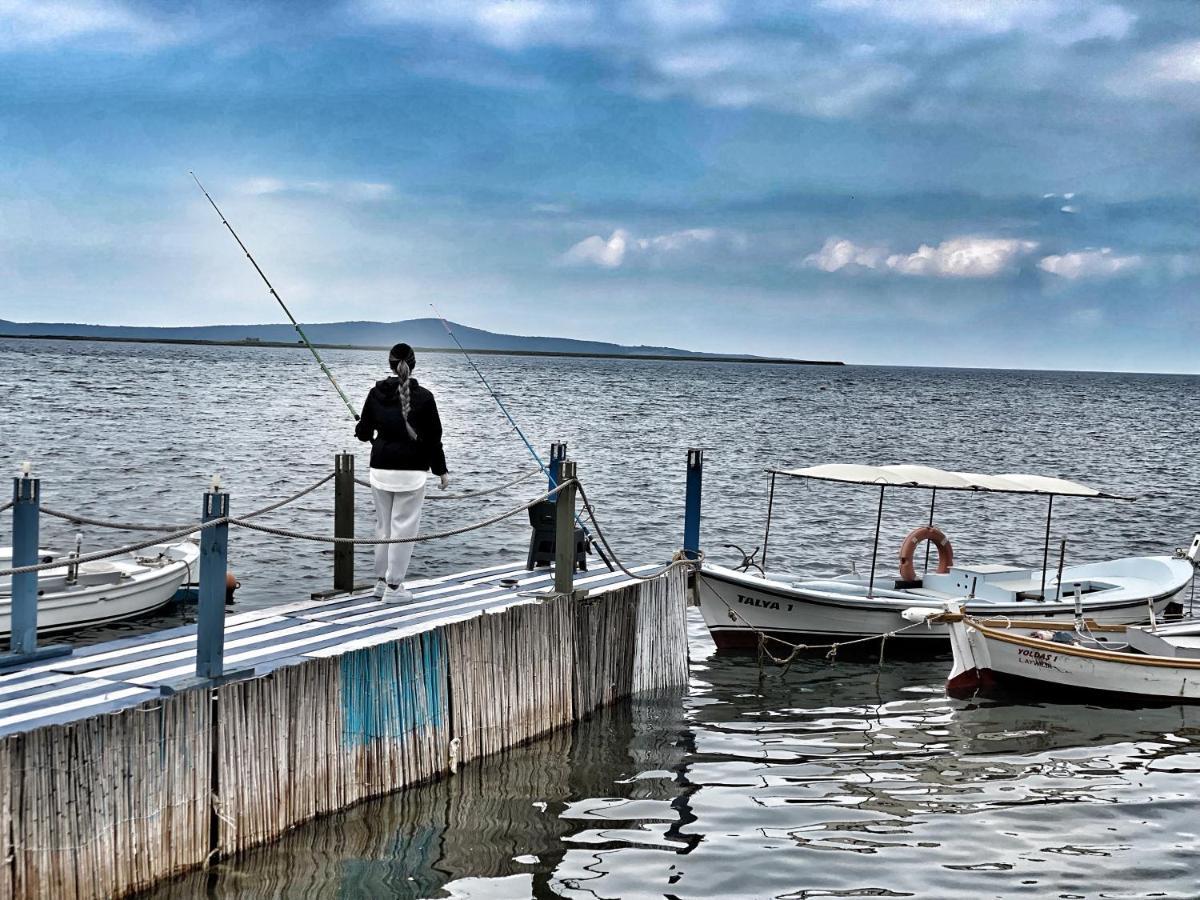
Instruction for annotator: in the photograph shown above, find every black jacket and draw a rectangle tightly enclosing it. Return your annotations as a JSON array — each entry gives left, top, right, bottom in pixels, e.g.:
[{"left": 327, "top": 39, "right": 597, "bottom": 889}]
[{"left": 354, "top": 376, "right": 448, "bottom": 475}]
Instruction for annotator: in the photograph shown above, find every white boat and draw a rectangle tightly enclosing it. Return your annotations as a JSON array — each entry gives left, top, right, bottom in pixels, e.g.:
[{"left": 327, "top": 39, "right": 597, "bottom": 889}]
[
  {"left": 944, "top": 600, "right": 1200, "bottom": 703},
  {"left": 0, "top": 539, "right": 200, "bottom": 636},
  {"left": 697, "top": 463, "right": 1195, "bottom": 651}
]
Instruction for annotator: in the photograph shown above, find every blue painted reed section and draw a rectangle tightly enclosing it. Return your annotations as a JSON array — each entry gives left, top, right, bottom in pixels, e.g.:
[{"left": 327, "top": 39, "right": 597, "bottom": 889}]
[{"left": 340, "top": 629, "right": 447, "bottom": 748}]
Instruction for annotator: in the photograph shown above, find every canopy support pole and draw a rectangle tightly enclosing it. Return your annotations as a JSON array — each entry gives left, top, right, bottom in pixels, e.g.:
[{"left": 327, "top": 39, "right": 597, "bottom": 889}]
[
  {"left": 1039, "top": 495, "right": 1054, "bottom": 599},
  {"left": 868, "top": 485, "right": 885, "bottom": 598},
  {"left": 761, "top": 472, "right": 777, "bottom": 572},
  {"left": 923, "top": 488, "right": 937, "bottom": 574}
]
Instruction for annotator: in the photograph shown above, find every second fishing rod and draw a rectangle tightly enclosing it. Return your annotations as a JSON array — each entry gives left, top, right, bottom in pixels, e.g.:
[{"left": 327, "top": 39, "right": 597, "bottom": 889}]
[{"left": 192, "top": 173, "right": 613, "bottom": 569}]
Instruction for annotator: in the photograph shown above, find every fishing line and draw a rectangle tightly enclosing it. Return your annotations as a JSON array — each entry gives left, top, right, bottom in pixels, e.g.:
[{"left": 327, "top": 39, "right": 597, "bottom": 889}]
[
  {"left": 431, "top": 303, "right": 547, "bottom": 474},
  {"left": 190, "top": 171, "right": 358, "bottom": 421},
  {"left": 430, "top": 303, "right": 614, "bottom": 570}
]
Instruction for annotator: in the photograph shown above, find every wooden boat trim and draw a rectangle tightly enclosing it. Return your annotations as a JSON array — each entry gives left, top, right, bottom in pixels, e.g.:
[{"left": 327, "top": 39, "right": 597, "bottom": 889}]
[
  {"left": 964, "top": 616, "right": 1200, "bottom": 669},
  {"left": 934, "top": 612, "right": 1127, "bottom": 632}
]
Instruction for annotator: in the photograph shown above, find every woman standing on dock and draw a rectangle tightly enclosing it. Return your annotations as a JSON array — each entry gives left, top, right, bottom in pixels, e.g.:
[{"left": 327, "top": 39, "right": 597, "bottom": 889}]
[{"left": 355, "top": 342, "right": 449, "bottom": 603}]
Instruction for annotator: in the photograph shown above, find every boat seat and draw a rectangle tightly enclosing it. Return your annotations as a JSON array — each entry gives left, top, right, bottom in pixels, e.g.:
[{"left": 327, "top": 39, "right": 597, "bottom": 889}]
[{"left": 1126, "top": 627, "right": 1200, "bottom": 659}]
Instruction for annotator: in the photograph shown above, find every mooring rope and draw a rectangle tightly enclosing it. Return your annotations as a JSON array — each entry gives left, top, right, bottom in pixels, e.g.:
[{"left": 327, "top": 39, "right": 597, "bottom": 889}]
[
  {"left": 352, "top": 468, "right": 542, "bottom": 501},
  {"left": 695, "top": 569, "right": 932, "bottom": 669},
  {"left": 0, "top": 499, "right": 13, "bottom": 515},
  {"left": 38, "top": 472, "right": 336, "bottom": 533},
  {"left": 573, "top": 481, "right": 699, "bottom": 581}
]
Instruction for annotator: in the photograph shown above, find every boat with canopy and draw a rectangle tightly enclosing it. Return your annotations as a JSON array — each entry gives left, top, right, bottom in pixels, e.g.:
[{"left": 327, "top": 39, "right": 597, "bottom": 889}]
[{"left": 696, "top": 463, "right": 1195, "bottom": 651}]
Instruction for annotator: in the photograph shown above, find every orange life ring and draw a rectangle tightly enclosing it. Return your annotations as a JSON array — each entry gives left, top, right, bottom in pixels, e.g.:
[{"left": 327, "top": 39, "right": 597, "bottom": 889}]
[{"left": 899, "top": 526, "right": 953, "bottom": 582}]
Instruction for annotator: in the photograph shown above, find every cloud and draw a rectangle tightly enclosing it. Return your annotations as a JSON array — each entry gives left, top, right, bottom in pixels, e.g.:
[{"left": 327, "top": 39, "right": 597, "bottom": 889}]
[
  {"left": 1037, "top": 248, "right": 1143, "bottom": 279},
  {"left": 1110, "top": 39, "right": 1200, "bottom": 105},
  {"left": 805, "top": 236, "right": 1038, "bottom": 278},
  {"left": 1128, "top": 40, "right": 1200, "bottom": 85},
  {"left": 238, "top": 178, "right": 394, "bottom": 202},
  {"left": 889, "top": 237, "right": 1039, "bottom": 278},
  {"left": 559, "top": 229, "right": 631, "bottom": 268},
  {"left": 558, "top": 226, "right": 733, "bottom": 268},
  {"left": 821, "top": 0, "right": 1135, "bottom": 45},
  {"left": 0, "top": 0, "right": 179, "bottom": 50},
  {"left": 804, "top": 237, "right": 889, "bottom": 273},
  {"left": 356, "top": 0, "right": 597, "bottom": 50},
  {"left": 639, "top": 37, "right": 913, "bottom": 118}
]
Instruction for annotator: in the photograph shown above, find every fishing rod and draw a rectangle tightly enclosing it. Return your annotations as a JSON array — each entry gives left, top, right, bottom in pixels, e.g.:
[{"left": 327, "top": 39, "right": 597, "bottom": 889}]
[
  {"left": 190, "top": 171, "right": 358, "bottom": 421},
  {"left": 430, "top": 304, "right": 614, "bottom": 571}
]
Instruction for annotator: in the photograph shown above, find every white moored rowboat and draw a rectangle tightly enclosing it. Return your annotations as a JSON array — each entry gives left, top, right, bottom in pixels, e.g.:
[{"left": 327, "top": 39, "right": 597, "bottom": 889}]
[
  {"left": 0, "top": 539, "right": 199, "bottom": 636},
  {"left": 945, "top": 617, "right": 1200, "bottom": 706}
]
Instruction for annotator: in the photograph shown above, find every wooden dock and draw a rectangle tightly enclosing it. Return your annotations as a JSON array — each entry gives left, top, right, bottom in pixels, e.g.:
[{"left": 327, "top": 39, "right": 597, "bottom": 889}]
[{"left": 0, "top": 559, "right": 689, "bottom": 899}]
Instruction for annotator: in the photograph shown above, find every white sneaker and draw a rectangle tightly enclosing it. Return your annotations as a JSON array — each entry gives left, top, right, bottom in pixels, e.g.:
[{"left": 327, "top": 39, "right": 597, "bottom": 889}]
[
  {"left": 381, "top": 584, "right": 414, "bottom": 605},
  {"left": 373, "top": 579, "right": 387, "bottom": 599}
]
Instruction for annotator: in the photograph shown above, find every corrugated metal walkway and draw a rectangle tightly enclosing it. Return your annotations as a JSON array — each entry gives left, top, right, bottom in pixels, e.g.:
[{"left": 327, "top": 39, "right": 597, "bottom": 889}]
[{"left": 0, "top": 560, "right": 656, "bottom": 737}]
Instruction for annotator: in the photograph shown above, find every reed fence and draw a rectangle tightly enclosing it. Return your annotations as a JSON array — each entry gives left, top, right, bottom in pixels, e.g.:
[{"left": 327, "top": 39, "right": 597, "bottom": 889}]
[{"left": 0, "top": 569, "right": 689, "bottom": 898}]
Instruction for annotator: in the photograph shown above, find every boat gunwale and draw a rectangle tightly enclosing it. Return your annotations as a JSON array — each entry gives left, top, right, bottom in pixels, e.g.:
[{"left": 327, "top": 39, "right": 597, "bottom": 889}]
[
  {"left": 699, "top": 563, "right": 1185, "bottom": 616},
  {"left": 962, "top": 616, "right": 1200, "bottom": 670}
]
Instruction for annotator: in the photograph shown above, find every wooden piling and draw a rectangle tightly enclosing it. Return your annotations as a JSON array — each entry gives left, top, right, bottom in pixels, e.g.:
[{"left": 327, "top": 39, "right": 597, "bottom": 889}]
[
  {"left": 333, "top": 453, "right": 355, "bottom": 593},
  {"left": 554, "top": 461, "right": 578, "bottom": 595}
]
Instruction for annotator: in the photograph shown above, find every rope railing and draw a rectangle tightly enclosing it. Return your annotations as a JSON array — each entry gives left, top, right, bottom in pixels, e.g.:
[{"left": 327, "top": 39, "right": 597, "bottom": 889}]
[
  {"left": 353, "top": 468, "right": 542, "bottom": 501},
  {"left": 228, "top": 480, "right": 574, "bottom": 545},
  {"left": 38, "top": 472, "right": 336, "bottom": 533},
  {"left": 574, "top": 481, "right": 699, "bottom": 582},
  {"left": 0, "top": 521, "right": 218, "bottom": 578},
  {"left": 0, "top": 469, "right": 695, "bottom": 592}
]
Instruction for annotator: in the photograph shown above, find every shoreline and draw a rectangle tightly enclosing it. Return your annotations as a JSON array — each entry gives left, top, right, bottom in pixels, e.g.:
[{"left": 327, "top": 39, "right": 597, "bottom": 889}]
[{"left": 0, "top": 332, "right": 845, "bottom": 366}]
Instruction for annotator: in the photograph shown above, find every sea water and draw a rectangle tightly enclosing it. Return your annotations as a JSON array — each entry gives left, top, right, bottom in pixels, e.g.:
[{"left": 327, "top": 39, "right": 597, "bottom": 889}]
[{"left": 2, "top": 337, "right": 1199, "bottom": 898}]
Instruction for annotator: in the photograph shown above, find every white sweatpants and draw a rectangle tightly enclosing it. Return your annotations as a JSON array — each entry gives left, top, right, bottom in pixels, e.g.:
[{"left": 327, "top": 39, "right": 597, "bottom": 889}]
[{"left": 372, "top": 484, "right": 426, "bottom": 586}]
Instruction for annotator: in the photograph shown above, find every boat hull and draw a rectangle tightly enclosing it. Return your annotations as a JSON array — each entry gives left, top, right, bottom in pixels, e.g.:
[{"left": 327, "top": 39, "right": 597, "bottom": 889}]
[
  {"left": 698, "top": 563, "right": 1185, "bottom": 652},
  {"left": 0, "top": 541, "right": 199, "bottom": 637}
]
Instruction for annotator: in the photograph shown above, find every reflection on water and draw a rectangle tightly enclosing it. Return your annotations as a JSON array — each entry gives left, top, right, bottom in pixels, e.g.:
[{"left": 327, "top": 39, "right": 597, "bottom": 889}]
[{"left": 145, "top": 614, "right": 1200, "bottom": 900}]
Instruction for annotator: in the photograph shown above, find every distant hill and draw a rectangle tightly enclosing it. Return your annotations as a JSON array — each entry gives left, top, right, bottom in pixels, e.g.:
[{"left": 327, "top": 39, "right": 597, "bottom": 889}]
[{"left": 0, "top": 317, "right": 843, "bottom": 365}]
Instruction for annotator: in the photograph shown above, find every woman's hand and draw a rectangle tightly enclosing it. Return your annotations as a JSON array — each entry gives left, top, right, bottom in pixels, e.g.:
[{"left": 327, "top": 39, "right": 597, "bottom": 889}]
[{"left": 439, "top": 474, "right": 451, "bottom": 491}]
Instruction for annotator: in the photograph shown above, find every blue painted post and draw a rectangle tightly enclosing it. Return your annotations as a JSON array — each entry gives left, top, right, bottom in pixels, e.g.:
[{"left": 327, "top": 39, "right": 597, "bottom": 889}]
[
  {"left": 195, "top": 488, "right": 230, "bottom": 680},
  {"left": 10, "top": 475, "right": 40, "bottom": 655},
  {"left": 683, "top": 449, "right": 703, "bottom": 560},
  {"left": 0, "top": 472, "right": 70, "bottom": 669},
  {"left": 548, "top": 442, "right": 567, "bottom": 491}
]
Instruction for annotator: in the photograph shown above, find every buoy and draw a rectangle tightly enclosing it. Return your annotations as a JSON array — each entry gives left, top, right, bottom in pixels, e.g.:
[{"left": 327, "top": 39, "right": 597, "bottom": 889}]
[
  {"left": 225, "top": 571, "right": 240, "bottom": 604},
  {"left": 898, "top": 526, "right": 954, "bottom": 582}
]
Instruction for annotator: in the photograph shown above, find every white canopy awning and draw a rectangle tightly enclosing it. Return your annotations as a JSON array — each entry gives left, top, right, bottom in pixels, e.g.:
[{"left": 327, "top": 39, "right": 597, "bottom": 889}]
[{"left": 770, "top": 463, "right": 1133, "bottom": 499}]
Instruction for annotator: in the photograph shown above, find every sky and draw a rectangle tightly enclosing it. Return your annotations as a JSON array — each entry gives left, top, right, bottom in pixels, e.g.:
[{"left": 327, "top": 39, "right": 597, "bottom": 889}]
[{"left": 1, "top": 0, "right": 1198, "bottom": 371}]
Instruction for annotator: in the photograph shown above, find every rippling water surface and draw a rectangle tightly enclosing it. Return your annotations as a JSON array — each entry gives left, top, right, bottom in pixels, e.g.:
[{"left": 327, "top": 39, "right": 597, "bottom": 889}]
[{"left": 3, "top": 338, "right": 1199, "bottom": 898}]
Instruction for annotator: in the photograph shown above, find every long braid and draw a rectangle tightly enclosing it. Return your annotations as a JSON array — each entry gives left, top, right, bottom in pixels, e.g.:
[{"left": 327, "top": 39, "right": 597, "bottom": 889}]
[{"left": 394, "top": 360, "right": 419, "bottom": 440}]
